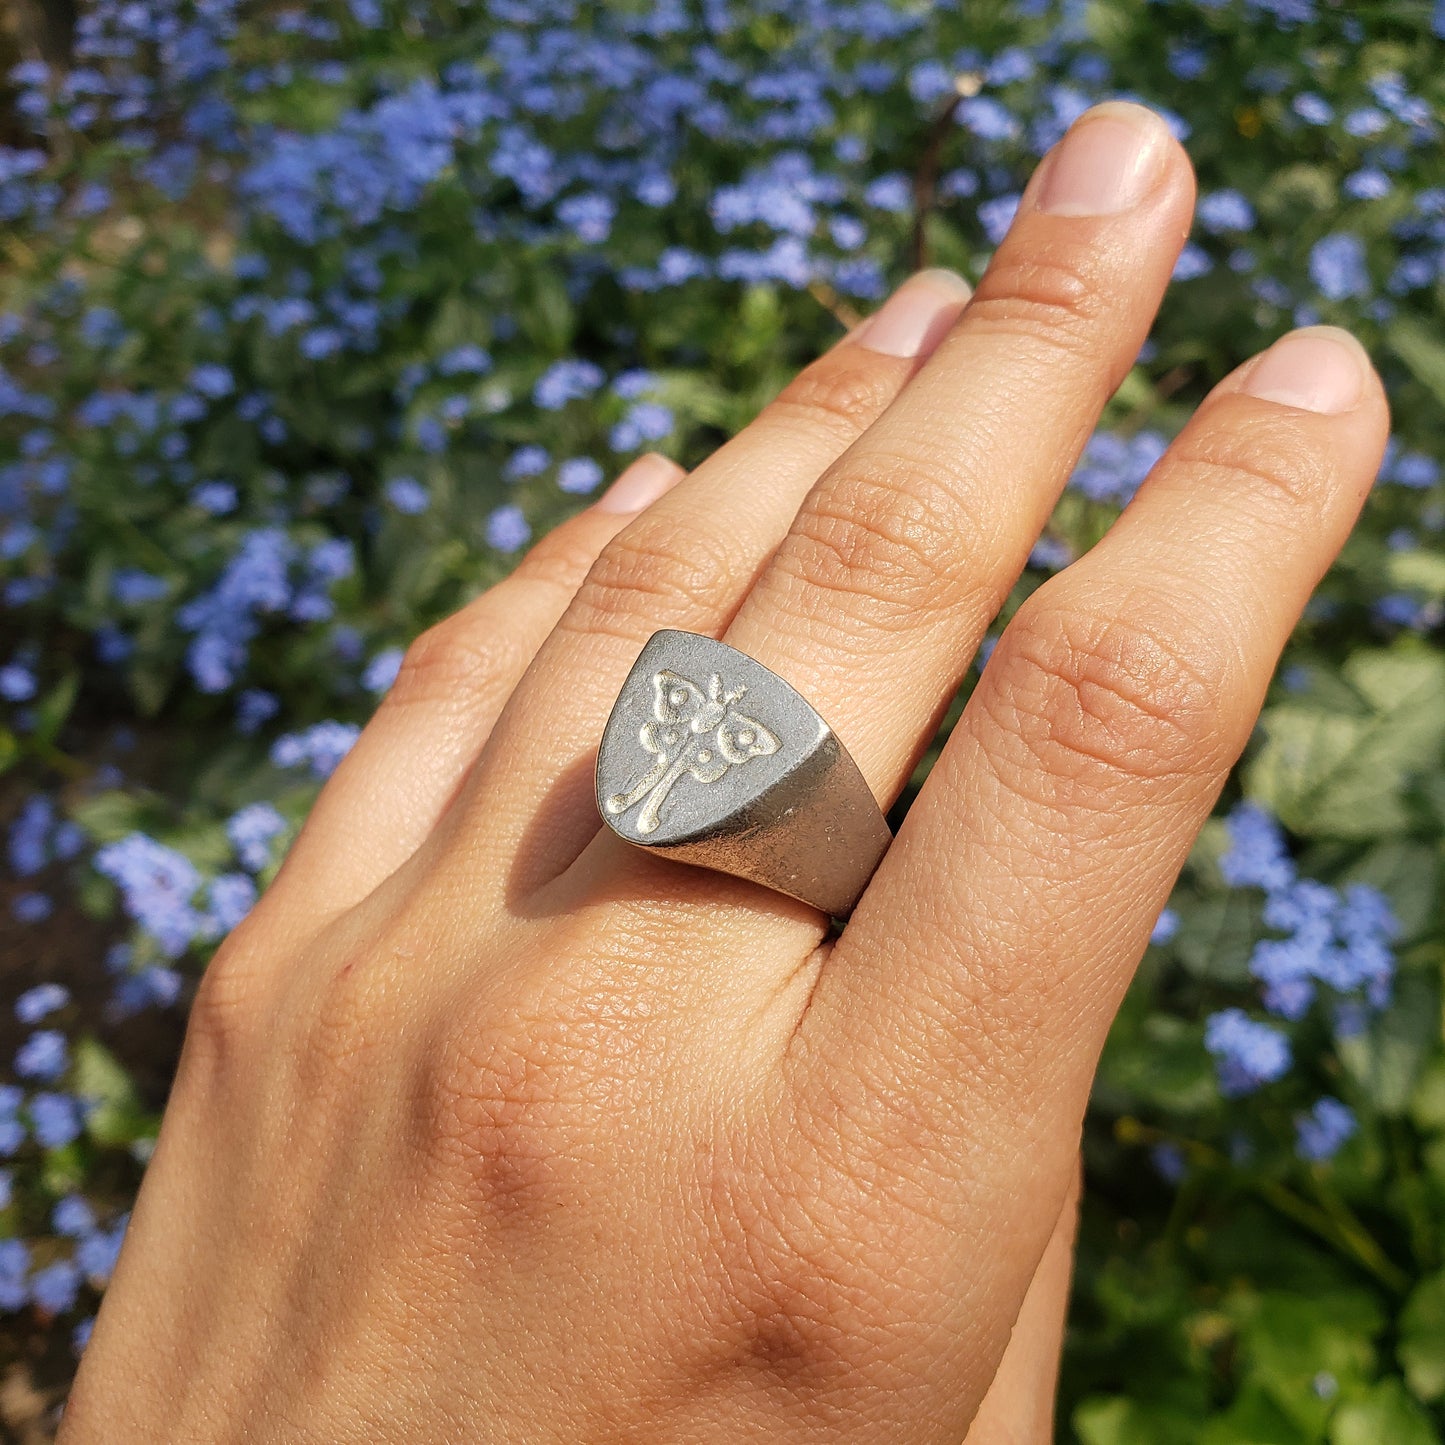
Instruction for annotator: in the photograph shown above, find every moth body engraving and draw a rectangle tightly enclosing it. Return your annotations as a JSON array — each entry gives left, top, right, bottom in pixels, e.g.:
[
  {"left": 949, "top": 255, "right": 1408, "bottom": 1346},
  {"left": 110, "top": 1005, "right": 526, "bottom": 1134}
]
[{"left": 606, "top": 669, "right": 780, "bottom": 833}]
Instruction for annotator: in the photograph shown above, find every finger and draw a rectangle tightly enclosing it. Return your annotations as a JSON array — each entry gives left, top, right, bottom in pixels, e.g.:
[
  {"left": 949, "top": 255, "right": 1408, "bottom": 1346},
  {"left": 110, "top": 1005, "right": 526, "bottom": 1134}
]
[
  {"left": 266, "top": 454, "right": 685, "bottom": 913},
  {"left": 792, "top": 327, "right": 1389, "bottom": 1406},
  {"left": 442, "top": 271, "right": 973, "bottom": 889},
  {"left": 720, "top": 102, "right": 1194, "bottom": 813},
  {"left": 962, "top": 1161, "right": 1080, "bottom": 1445}
]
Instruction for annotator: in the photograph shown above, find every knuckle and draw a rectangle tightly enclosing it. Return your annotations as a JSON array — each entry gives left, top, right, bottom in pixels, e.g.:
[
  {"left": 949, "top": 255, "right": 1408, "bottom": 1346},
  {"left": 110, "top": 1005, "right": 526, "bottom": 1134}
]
[
  {"left": 769, "top": 352, "right": 902, "bottom": 438},
  {"left": 418, "top": 1008, "right": 602, "bottom": 1226},
  {"left": 185, "top": 923, "right": 270, "bottom": 1069},
  {"left": 567, "top": 518, "right": 740, "bottom": 638},
  {"left": 1170, "top": 410, "right": 1335, "bottom": 511},
  {"left": 713, "top": 1155, "right": 908, "bottom": 1397},
  {"left": 512, "top": 524, "right": 610, "bottom": 595},
  {"left": 777, "top": 458, "right": 981, "bottom": 627},
  {"left": 389, "top": 611, "right": 520, "bottom": 710},
  {"left": 988, "top": 595, "right": 1229, "bottom": 791},
  {"left": 968, "top": 249, "right": 1106, "bottom": 351}
]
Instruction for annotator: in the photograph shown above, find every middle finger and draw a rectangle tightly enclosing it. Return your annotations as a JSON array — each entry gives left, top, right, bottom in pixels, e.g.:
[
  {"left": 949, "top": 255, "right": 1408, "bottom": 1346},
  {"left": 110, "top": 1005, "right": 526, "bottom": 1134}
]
[{"left": 721, "top": 101, "right": 1194, "bottom": 810}]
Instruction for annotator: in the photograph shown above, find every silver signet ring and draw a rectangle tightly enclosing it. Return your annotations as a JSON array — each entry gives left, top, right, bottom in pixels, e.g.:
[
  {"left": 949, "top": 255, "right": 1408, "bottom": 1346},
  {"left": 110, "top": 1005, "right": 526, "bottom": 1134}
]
[{"left": 595, "top": 630, "right": 892, "bottom": 918}]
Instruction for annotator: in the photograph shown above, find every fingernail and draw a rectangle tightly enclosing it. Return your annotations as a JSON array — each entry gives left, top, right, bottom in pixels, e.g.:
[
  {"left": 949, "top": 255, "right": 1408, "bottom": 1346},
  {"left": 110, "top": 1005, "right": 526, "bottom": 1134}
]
[
  {"left": 854, "top": 268, "right": 971, "bottom": 358},
  {"left": 596, "top": 452, "right": 686, "bottom": 513},
  {"left": 1035, "top": 102, "right": 1169, "bottom": 217},
  {"left": 1240, "top": 327, "right": 1367, "bottom": 414}
]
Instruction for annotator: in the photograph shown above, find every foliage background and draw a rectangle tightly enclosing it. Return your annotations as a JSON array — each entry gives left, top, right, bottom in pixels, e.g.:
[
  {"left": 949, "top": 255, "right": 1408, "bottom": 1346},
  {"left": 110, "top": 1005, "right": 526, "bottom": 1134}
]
[{"left": 1, "top": 0, "right": 1444, "bottom": 1437}]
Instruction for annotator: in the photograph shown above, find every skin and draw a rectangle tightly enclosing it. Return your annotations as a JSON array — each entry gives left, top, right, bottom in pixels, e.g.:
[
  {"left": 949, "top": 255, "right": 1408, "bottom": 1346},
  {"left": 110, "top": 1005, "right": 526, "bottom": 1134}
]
[{"left": 61, "top": 103, "right": 1389, "bottom": 1443}]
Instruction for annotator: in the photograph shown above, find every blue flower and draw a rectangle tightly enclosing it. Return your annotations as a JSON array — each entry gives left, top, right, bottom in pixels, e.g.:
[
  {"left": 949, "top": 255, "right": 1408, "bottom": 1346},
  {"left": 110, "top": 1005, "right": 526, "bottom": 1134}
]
[
  {"left": 558, "top": 456, "right": 604, "bottom": 494},
  {"left": 610, "top": 402, "right": 674, "bottom": 452},
  {"left": 191, "top": 480, "right": 237, "bottom": 514},
  {"left": 76, "top": 1219, "right": 127, "bottom": 1283},
  {"left": 1295, "top": 1097, "right": 1356, "bottom": 1161},
  {"left": 0, "top": 663, "right": 37, "bottom": 701},
  {"left": 557, "top": 191, "right": 616, "bottom": 243},
  {"left": 16, "top": 983, "right": 69, "bottom": 1025},
  {"left": 8, "top": 796, "right": 53, "bottom": 875},
  {"left": 1150, "top": 909, "right": 1180, "bottom": 946},
  {"left": 187, "top": 363, "right": 234, "bottom": 398},
  {"left": 486, "top": 504, "right": 531, "bottom": 553},
  {"left": 0, "top": 1239, "right": 29, "bottom": 1310},
  {"left": 16, "top": 1029, "right": 69, "bottom": 1082},
  {"left": 437, "top": 343, "right": 491, "bottom": 376},
  {"left": 1151, "top": 1143, "right": 1187, "bottom": 1183},
  {"left": 208, "top": 873, "right": 258, "bottom": 932},
  {"left": 1343, "top": 167, "right": 1392, "bottom": 201},
  {"left": 1204, "top": 1008, "right": 1292, "bottom": 1097},
  {"left": 362, "top": 647, "right": 405, "bottom": 694},
  {"left": 1197, "top": 189, "right": 1255, "bottom": 233},
  {"left": 384, "top": 476, "right": 430, "bottom": 514},
  {"left": 1291, "top": 93, "right": 1334, "bottom": 125},
  {"left": 227, "top": 803, "right": 287, "bottom": 871},
  {"left": 1172, "top": 242, "right": 1213, "bottom": 280},
  {"left": 863, "top": 173, "right": 912, "bottom": 213},
  {"left": 52, "top": 1196, "right": 95, "bottom": 1237},
  {"left": 957, "top": 96, "right": 1019, "bottom": 142},
  {"left": 112, "top": 568, "right": 168, "bottom": 605},
  {"left": 1383, "top": 451, "right": 1439, "bottom": 489},
  {"left": 30, "top": 1259, "right": 81, "bottom": 1314},
  {"left": 978, "top": 194, "right": 1020, "bottom": 245},
  {"left": 271, "top": 722, "right": 360, "bottom": 779},
  {"left": 235, "top": 689, "right": 279, "bottom": 734},
  {"left": 1343, "top": 106, "right": 1389, "bottom": 138},
  {"left": 1219, "top": 803, "right": 1295, "bottom": 892},
  {"left": 504, "top": 444, "right": 550, "bottom": 480},
  {"left": 534, "top": 359, "right": 605, "bottom": 410},
  {"left": 95, "top": 834, "right": 204, "bottom": 957},
  {"left": 14, "top": 890, "right": 54, "bottom": 924},
  {"left": 29, "top": 1091, "right": 83, "bottom": 1149},
  {"left": 1309, "top": 233, "right": 1370, "bottom": 300}
]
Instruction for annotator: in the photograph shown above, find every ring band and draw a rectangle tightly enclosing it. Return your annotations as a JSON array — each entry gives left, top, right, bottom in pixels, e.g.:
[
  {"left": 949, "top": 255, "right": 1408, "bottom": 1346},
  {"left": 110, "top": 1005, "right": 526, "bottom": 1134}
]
[{"left": 595, "top": 630, "right": 892, "bottom": 917}]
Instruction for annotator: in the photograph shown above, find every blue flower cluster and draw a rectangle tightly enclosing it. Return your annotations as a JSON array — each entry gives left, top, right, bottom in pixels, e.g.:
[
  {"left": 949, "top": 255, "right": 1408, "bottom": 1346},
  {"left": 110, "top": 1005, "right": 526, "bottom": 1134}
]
[
  {"left": 1218, "top": 804, "right": 1397, "bottom": 1028},
  {"left": 0, "top": 983, "right": 129, "bottom": 1343}
]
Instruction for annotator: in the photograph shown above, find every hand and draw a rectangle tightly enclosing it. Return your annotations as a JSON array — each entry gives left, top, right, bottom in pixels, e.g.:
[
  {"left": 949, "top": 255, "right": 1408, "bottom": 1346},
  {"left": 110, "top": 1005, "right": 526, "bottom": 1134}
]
[{"left": 61, "top": 102, "right": 1388, "bottom": 1444}]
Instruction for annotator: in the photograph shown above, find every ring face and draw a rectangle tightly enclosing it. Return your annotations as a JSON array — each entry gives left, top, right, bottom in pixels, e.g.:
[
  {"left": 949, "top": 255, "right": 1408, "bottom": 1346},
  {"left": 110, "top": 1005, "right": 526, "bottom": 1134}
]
[{"left": 596, "top": 630, "right": 892, "bottom": 917}]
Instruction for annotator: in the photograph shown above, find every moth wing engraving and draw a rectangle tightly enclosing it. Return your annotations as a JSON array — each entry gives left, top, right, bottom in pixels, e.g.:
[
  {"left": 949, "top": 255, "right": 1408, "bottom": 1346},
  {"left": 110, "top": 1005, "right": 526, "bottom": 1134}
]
[
  {"left": 611, "top": 666, "right": 784, "bottom": 834},
  {"left": 653, "top": 670, "right": 708, "bottom": 726},
  {"left": 717, "top": 710, "right": 780, "bottom": 765}
]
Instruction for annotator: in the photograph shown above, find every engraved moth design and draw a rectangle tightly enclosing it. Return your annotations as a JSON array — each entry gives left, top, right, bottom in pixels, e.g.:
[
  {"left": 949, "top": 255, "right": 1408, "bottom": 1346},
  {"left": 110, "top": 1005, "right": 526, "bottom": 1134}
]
[{"left": 606, "top": 669, "right": 780, "bottom": 834}]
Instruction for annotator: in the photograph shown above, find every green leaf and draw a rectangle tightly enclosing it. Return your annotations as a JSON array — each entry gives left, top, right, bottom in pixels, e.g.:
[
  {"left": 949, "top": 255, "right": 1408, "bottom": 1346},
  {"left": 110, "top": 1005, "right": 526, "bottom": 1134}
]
[
  {"left": 1340, "top": 840, "right": 1440, "bottom": 940},
  {"left": 1234, "top": 1290, "right": 1381, "bottom": 1435},
  {"left": 1337, "top": 970, "right": 1439, "bottom": 1116},
  {"left": 1199, "top": 1386, "right": 1314, "bottom": 1445},
  {"left": 1390, "top": 315, "right": 1445, "bottom": 409},
  {"left": 1400, "top": 1273, "right": 1445, "bottom": 1403},
  {"left": 1330, "top": 1380, "right": 1441, "bottom": 1445},
  {"left": 1075, "top": 1396, "right": 1203, "bottom": 1445},
  {"left": 31, "top": 670, "right": 80, "bottom": 749},
  {"left": 1172, "top": 892, "right": 1259, "bottom": 984},
  {"left": 1099, "top": 1014, "right": 1218, "bottom": 1114},
  {"left": 1246, "top": 650, "right": 1445, "bottom": 839},
  {"left": 1387, "top": 548, "right": 1445, "bottom": 600},
  {"left": 1411, "top": 1059, "right": 1445, "bottom": 1133},
  {"left": 73, "top": 1036, "right": 154, "bottom": 1149},
  {"left": 69, "top": 791, "right": 147, "bottom": 844}
]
